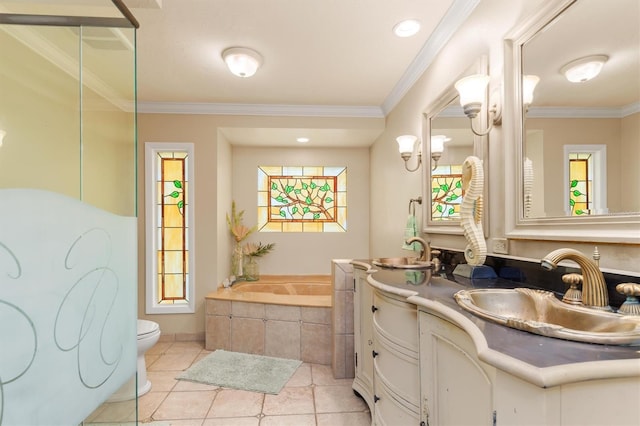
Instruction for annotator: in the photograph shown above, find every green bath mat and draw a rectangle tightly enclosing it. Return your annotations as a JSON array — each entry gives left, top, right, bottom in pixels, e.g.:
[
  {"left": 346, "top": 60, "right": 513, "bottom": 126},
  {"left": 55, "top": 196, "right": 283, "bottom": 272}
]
[{"left": 176, "top": 350, "right": 302, "bottom": 394}]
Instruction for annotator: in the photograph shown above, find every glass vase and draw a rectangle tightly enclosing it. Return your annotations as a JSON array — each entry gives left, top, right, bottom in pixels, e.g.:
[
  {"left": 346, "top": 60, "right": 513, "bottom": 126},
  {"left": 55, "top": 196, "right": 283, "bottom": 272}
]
[
  {"left": 244, "top": 257, "right": 259, "bottom": 281},
  {"left": 231, "top": 244, "right": 243, "bottom": 279}
]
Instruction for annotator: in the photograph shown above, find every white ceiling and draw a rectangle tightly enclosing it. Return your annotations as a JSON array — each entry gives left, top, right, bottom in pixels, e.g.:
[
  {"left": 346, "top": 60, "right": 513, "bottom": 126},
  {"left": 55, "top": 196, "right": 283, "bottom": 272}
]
[{"left": 124, "top": 0, "right": 478, "bottom": 147}]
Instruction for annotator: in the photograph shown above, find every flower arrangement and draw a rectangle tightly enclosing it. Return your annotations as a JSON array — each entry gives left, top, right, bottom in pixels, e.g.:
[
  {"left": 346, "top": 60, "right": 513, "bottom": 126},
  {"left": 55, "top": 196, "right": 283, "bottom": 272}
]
[{"left": 226, "top": 201, "right": 257, "bottom": 243}]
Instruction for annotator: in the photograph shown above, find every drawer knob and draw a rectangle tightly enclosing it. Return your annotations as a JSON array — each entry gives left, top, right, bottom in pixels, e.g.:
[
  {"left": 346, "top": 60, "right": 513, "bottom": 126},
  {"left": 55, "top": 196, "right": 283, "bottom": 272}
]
[
  {"left": 371, "top": 305, "right": 378, "bottom": 313},
  {"left": 374, "top": 395, "right": 380, "bottom": 403}
]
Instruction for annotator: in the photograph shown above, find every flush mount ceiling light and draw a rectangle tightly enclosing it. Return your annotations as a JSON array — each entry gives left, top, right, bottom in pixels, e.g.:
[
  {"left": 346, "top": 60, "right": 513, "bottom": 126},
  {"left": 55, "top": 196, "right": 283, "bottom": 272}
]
[
  {"left": 393, "top": 19, "right": 421, "bottom": 37},
  {"left": 560, "top": 55, "right": 608, "bottom": 83},
  {"left": 222, "top": 47, "right": 263, "bottom": 78}
]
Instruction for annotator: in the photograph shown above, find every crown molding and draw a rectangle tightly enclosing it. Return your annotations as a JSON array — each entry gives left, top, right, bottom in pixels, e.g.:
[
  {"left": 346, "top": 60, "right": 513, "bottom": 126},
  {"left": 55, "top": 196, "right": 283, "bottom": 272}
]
[
  {"left": 381, "top": 0, "right": 481, "bottom": 115},
  {"left": 136, "top": 102, "right": 385, "bottom": 118},
  {"left": 527, "top": 102, "right": 640, "bottom": 118}
]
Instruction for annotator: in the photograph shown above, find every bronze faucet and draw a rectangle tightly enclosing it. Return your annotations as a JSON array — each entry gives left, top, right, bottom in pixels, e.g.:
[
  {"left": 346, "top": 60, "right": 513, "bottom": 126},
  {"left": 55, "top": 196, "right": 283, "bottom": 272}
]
[
  {"left": 541, "top": 248, "right": 611, "bottom": 311},
  {"left": 406, "top": 237, "right": 430, "bottom": 262}
]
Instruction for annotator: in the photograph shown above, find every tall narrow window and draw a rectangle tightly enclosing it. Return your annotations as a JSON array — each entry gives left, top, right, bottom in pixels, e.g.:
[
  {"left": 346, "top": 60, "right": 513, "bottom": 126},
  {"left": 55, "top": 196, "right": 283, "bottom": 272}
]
[
  {"left": 431, "top": 164, "right": 463, "bottom": 220},
  {"left": 563, "top": 145, "right": 607, "bottom": 216},
  {"left": 145, "top": 143, "right": 195, "bottom": 314}
]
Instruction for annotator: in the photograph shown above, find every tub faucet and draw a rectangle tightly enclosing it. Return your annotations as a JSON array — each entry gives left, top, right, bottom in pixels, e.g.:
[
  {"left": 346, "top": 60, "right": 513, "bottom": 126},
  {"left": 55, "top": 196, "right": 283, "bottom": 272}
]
[
  {"left": 406, "top": 237, "right": 431, "bottom": 262},
  {"left": 541, "top": 248, "right": 611, "bottom": 311}
]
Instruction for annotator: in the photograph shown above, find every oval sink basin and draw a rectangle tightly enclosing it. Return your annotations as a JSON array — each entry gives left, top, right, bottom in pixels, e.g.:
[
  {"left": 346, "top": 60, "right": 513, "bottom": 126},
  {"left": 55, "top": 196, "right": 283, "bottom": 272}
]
[
  {"left": 372, "top": 257, "right": 432, "bottom": 270},
  {"left": 454, "top": 288, "right": 640, "bottom": 346}
]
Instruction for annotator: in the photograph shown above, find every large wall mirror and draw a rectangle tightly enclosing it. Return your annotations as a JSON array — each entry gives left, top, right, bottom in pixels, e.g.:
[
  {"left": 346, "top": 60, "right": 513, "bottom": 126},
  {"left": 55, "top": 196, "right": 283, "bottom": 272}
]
[
  {"left": 506, "top": 0, "right": 639, "bottom": 243},
  {"left": 422, "top": 57, "right": 489, "bottom": 235}
]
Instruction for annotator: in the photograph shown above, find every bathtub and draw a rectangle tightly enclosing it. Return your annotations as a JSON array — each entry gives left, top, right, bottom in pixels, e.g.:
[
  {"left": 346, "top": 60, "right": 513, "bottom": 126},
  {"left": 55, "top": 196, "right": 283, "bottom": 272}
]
[
  {"left": 208, "top": 274, "right": 332, "bottom": 307},
  {"left": 205, "top": 275, "right": 333, "bottom": 364}
]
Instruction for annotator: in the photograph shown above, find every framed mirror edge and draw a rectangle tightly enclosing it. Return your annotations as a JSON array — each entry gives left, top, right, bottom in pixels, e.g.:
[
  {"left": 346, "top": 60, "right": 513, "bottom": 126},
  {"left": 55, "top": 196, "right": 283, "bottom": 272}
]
[
  {"left": 421, "top": 54, "right": 490, "bottom": 236},
  {"left": 503, "top": 0, "right": 640, "bottom": 244}
]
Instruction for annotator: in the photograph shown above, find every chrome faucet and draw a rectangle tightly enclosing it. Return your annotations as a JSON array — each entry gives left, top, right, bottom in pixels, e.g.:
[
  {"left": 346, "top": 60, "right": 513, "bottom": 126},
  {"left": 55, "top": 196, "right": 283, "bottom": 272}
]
[
  {"left": 406, "top": 237, "right": 431, "bottom": 262},
  {"left": 541, "top": 248, "right": 611, "bottom": 311}
]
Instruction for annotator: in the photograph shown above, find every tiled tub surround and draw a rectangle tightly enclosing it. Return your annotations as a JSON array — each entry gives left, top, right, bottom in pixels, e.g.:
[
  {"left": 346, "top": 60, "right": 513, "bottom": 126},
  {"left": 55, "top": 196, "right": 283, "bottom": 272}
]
[
  {"left": 205, "top": 275, "right": 332, "bottom": 364},
  {"left": 331, "top": 260, "right": 355, "bottom": 379}
]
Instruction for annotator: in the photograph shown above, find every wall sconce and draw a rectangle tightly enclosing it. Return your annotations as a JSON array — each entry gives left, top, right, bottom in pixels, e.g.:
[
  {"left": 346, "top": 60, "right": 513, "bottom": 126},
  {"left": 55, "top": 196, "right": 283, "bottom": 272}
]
[
  {"left": 0, "top": 129, "right": 5, "bottom": 147},
  {"left": 560, "top": 55, "right": 608, "bottom": 83},
  {"left": 222, "top": 47, "right": 263, "bottom": 78},
  {"left": 430, "top": 134, "right": 450, "bottom": 170},
  {"left": 454, "top": 74, "right": 501, "bottom": 136},
  {"left": 396, "top": 134, "right": 421, "bottom": 172},
  {"left": 522, "top": 74, "right": 540, "bottom": 107}
]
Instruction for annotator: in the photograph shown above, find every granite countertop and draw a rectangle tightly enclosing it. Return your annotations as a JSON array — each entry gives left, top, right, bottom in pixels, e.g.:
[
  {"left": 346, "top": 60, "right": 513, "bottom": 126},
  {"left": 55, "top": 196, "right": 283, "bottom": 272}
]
[{"left": 354, "top": 261, "right": 640, "bottom": 388}]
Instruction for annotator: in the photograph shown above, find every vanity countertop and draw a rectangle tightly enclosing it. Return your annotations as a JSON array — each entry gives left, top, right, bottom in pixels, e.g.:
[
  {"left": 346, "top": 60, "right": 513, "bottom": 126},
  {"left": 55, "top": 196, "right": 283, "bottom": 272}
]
[{"left": 354, "top": 261, "right": 640, "bottom": 388}]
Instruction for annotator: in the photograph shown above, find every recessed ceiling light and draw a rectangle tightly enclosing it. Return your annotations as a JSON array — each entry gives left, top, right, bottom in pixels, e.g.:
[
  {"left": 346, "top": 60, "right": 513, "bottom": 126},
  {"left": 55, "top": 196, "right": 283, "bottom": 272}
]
[
  {"left": 393, "top": 19, "right": 421, "bottom": 37},
  {"left": 560, "top": 55, "right": 608, "bottom": 83},
  {"left": 296, "top": 137, "right": 310, "bottom": 143}
]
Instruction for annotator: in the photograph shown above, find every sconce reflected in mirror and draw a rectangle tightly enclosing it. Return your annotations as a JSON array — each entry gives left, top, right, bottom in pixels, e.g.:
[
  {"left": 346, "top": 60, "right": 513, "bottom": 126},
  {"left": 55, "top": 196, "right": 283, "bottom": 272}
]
[
  {"left": 0, "top": 129, "right": 6, "bottom": 147},
  {"left": 523, "top": 74, "right": 540, "bottom": 109},
  {"left": 396, "top": 134, "right": 421, "bottom": 172},
  {"left": 430, "top": 134, "right": 450, "bottom": 170},
  {"left": 454, "top": 74, "right": 502, "bottom": 136}
]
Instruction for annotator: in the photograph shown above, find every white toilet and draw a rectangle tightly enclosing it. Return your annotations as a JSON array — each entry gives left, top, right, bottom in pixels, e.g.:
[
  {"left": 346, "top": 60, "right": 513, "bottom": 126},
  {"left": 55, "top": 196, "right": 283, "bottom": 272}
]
[
  {"left": 108, "top": 319, "right": 161, "bottom": 402},
  {"left": 137, "top": 319, "right": 161, "bottom": 396}
]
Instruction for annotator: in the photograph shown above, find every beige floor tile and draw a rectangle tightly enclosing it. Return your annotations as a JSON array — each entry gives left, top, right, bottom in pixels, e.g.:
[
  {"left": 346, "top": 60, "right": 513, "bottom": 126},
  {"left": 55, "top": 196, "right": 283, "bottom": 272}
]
[
  {"left": 138, "top": 391, "right": 169, "bottom": 421},
  {"left": 260, "top": 414, "right": 316, "bottom": 426},
  {"left": 148, "top": 341, "right": 173, "bottom": 355},
  {"left": 153, "top": 390, "right": 217, "bottom": 420},
  {"left": 86, "top": 400, "right": 136, "bottom": 423},
  {"left": 203, "top": 417, "right": 260, "bottom": 426},
  {"left": 311, "top": 364, "right": 352, "bottom": 386},
  {"left": 149, "top": 352, "right": 200, "bottom": 371},
  {"left": 207, "top": 389, "right": 264, "bottom": 418},
  {"left": 147, "top": 370, "right": 181, "bottom": 392},
  {"left": 157, "top": 420, "right": 204, "bottom": 426},
  {"left": 314, "top": 385, "right": 369, "bottom": 413},
  {"left": 166, "top": 341, "right": 207, "bottom": 353},
  {"left": 262, "top": 387, "right": 314, "bottom": 416},
  {"left": 284, "top": 363, "right": 312, "bottom": 387},
  {"left": 317, "top": 411, "right": 372, "bottom": 426}
]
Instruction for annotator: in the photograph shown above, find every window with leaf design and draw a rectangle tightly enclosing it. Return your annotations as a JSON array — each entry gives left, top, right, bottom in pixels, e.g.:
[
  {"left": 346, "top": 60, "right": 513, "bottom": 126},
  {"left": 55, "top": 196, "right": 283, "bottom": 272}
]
[
  {"left": 431, "top": 165, "right": 463, "bottom": 220},
  {"left": 257, "top": 166, "right": 346, "bottom": 232},
  {"left": 564, "top": 145, "right": 607, "bottom": 216},
  {"left": 145, "top": 143, "right": 195, "bottom": 314}
]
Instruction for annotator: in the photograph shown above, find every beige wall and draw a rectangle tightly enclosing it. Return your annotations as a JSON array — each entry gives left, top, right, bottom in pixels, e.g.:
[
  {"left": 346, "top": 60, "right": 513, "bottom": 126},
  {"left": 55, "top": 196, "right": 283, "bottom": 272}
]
[{"left": 621, "top": 112, "right": 640, "bottom": 212}]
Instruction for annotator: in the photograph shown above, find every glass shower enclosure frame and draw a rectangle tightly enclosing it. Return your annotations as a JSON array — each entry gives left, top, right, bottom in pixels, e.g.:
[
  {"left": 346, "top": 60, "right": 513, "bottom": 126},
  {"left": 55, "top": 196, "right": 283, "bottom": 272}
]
[{"left": 0, "top": 1, "right": 139, "bottom": 424}]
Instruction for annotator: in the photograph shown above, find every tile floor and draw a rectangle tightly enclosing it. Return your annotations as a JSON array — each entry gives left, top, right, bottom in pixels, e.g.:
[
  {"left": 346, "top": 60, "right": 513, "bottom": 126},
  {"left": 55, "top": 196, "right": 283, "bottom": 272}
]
[{"left": 88, "top": 340, "right": 371, "bottom": 425}]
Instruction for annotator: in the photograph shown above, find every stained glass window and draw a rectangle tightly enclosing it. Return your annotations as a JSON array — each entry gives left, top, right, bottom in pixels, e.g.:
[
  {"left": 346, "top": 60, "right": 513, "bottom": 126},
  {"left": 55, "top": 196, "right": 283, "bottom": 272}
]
[
  {"left": 257, "top": 166, "right": 347, "bottom": 232},
  {"left": 431, "top": 165, "right": 463, "bottom": 220},
  {"left": 145, "top": 143, "right": 195, "bottom": 314},
  {"left": 569, "top": 153, "right": 592, "bottom": 216}
]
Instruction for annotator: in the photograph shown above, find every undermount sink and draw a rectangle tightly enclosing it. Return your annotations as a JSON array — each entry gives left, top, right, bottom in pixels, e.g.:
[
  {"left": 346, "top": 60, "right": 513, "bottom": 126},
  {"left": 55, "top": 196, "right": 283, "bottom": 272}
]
[
  {"left": 454, "top": 288, "right": 640, "bottom": 346},
  {"left": 372, "top": 257, "right": 432, "bottom": 270}
]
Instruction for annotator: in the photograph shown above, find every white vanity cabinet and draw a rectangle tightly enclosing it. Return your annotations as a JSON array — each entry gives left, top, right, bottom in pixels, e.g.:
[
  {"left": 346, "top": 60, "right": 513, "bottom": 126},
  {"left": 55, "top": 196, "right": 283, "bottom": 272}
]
[
  {"left": 418, "top": 307, "right": 640, "bottom": 426},
  {"left": 352, "top": 265, "right": 375, "bottom": 408},
  {"left": 372, "top": 288, "right": 420, "bottom": 424}
]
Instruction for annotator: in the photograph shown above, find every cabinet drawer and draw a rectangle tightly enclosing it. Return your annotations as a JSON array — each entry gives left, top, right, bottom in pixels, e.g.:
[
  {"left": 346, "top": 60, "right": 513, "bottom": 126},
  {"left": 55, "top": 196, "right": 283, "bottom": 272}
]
[
  {"left": 372, "top": 290, "right": 418, "bottom": 351},
  {"left": 373, "top": 374, "right": 420, "bottom": 426},
  {"left": 373, "top": 336, "right": 419, "bottom": 409}
]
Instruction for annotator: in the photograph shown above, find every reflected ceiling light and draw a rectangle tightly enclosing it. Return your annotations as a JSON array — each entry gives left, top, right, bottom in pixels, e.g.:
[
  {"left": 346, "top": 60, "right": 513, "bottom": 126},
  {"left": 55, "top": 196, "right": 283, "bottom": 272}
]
[
  {"left": 560, "top": 55, "right": 608, "bottom": 83},
  {"left": 0, "top": 129, "right": 5, "bottom": 147},
  {"left": 396, "top": 134, "right": 421, "bottom": 172},
  {"left": 393, "top": 19, "right": 421, "bottom": 37},
  {"left": 296, "top": 137, "right": 310, "bottom": 143},
  {"left": 454, "top": 74, "right": 502, "bottom": 137},
  {"left": 222, "top": 47, "right": 263, "bottom": 78},
  {"left": 522, "top": 75, "right": 540, "bottom": 106},
  {"left": 430, "top": 135, "right": 450, "bottom": 170}
]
